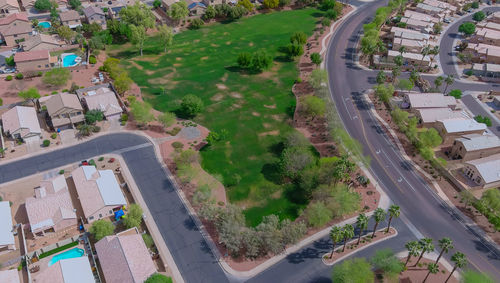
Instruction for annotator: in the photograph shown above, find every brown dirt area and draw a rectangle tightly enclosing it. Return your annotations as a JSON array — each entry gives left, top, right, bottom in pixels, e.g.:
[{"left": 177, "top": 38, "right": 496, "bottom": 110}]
[{"left": 401, "top": 257, "right": 458, "bottom": 283}]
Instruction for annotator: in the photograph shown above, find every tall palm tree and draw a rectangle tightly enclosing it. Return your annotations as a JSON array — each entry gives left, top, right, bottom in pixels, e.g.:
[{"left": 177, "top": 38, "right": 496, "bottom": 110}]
[
  {"left": 371, "top": 208, "right": 386, "bottom": 238},
  {"left": 430, "top": 46, "right": 440, "bottom": 66},
  {"left": 404, "top": 240, "right": 420, "bottom": 267},
  {"left": 356, "top": 213, "right": 368, "bottom": 245},
  {"left": 392, "top": 66, "right": 401, "bottom": 83},
  {"left": 445, "top": 252, "right": 467, "bottom": 283},
  {"left": 443, "top": 75, "right": 454, "bottom": 94},
  {"left": 434, "top": 76, "right": 443, "bottom": 91},
  {"left": 420, "top": 45, "right": 431, "bottom": 68},
  {"left": 414, "top": 238, "right": 434, "bottom": 266},
  {"left": 423, "top": 262, "right": 439, "bottom": 283},
  {"left": 436, "top": 237, "right": 454, "bottom": 264},
  {"left": 342, "top": 224, "right": 354, "bottom": 252},
  {"left": 329, "top": 226, "right": 343, "bottom": 259},
  {"left": 386, "top": 204, "right": 400, "bottom": 233},
  {"left": 398, "top": 46, "right": 406, "bottom": 55}
]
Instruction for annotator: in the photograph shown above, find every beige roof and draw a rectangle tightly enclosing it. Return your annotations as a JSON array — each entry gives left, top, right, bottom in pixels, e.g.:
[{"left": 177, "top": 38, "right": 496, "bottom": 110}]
[
  {"left": 22, "top": 34, "right": 65, "bottom": 51},
  {"left": 423, "top": 0, "right": 456, "bottom": 11},
  {"left": 95, "top": 228, "right": 156, "bottom": 283},
  {"left": 388, "top": 50, "right": 431, "bottom": 62},
  {"left": 417, "top": 108, "right": 465, "bottom": 123},
  {"left": 0, "top": 0, "right": 20, "bottom": 9},
  {"left": 478, "top": 21, "right": 500, "bottom": 32},
  {"left": 45, "top": 93, "right": 83, "bottom": 116},
  {"left": 59, "top": 10, "right": 80, "bottom": 22},
  {"left": 14, "top": 50, "right": 49, "bottom": 62},
  {"left": 83, "top": 88, "right": 122, "bottom": 117},
  {"left": 32, "top": 257, "right": 94, "bottom": 283},
  {"left": 405, "top": 93, "right": 456, "bottom": 109},
  {"left": 1, "top": 106, "right": 41, "bottom": 136},
  {"left": 404, "top": 10, "right": 439, "bottom": 23},
  {"left": 456, "top": 133, "right": 500, "bottom": 152},
  {"left": 476, "top": 27, "right": 500, "bottom": 41},
  {"left": 0, "top": 269, "right": 20, "bottom": 283},
  {"left": 401, "top": 17, "right": 433, "bottom": 29},
  {"left": 0, "top": 12, "right": 31, "bottom": 36}
]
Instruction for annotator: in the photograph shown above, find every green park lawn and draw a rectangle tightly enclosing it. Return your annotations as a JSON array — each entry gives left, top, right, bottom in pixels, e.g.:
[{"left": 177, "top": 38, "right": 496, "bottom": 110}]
[{"left": 109, "top": 9, "right": 321, "bottom": 226}]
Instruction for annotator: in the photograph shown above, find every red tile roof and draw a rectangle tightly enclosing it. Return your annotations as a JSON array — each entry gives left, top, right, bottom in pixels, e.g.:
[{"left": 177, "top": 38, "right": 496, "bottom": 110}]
[
  {"left": 14, "top": 50, "right": 49, "bottom": 62},
  {"left": 0, "top": 12, "right": 28, "bottom": 25}
]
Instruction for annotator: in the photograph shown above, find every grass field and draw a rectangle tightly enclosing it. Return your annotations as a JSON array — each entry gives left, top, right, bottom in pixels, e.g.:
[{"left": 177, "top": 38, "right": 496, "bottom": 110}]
[{"left": 109, "top": 9, "right": 320, "bottom": 226}]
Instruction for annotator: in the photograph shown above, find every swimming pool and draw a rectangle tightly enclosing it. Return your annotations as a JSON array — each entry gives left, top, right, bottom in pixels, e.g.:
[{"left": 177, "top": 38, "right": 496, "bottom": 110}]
[
  {"left": 48, "top": 248, "right": 84, "bottom": 266},
  {"left": 38, "top": 22, "right": 51, "bottom": 28},
  {"left": 62, "top": 53, "right": 80, "bottom": 67}
]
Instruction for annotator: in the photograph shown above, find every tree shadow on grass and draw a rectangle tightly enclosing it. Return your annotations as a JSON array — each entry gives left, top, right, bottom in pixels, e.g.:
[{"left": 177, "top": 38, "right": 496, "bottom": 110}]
[{"left": 261, "top": 163, "right": 283, "bottom": 184}]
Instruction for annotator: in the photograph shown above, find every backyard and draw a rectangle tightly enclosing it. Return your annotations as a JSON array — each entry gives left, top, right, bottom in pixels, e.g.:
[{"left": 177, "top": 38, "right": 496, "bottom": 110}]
[{"left": 108, "top": 8, "right": 321, "bottom": 226}]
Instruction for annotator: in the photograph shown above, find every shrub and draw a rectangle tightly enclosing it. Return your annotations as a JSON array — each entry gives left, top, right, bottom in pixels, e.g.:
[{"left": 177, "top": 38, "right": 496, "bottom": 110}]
[
  {"left": 471, "top": 1, "right": 479, "bottom": 8},
  {"left": 89, "top": 55, "right": 97, "bottom": 64},
  {"left": 89, "top": 220, "right": 114, "bottom": 241},
  {"left": 397, "top": 22, "right": 407, "bottom": 28},
  {"left": 306, "top": 201, "right": 332, "bottom": 227},
  {"left": 85, "top": 109, "right": 104, "bottom": 124},
  {"left": 472, "top": 11, "right": 485, "bottom": 22},
  {"left": 5, "top": 75, "right": 12, "bottom": 81},
  {"left": 322, "top": 18, "right": 331, "bottom": 27},
  {"left": 180, "top": 94, "right": 204, "bottom": 117},
  {"left": 172, "top": 141, "right": 184, "bottom": 149},
  {"left": 121, "top": 113, "right": 129, "bottom": 122},
  {"left": 0, "top": 98, "right": 2, "bottom": 106},
  {"left": 142, "top": 233, "right": 155, "bottom": 249},
  {"left": 37, "top": 71, "right": 43, "bottom": 77},
  {"left": 145, "top": 274, "right": 173, "bottom": 283},
  {"left": 15, "top": 73, "right": 24, "bottom": 79},
  {"left": 51, "top": 133, "right": 57, "bottom": 139},
  {"left": 42, "top": 140, "right": 50, "bottom": 147},
  {"left": 190, "top": 18, "right": 204, "bottom": 29},
  {"left": 98, "top": 157, "right": 104, "bottom": 161},
  {"left": 38, "top": 242, "right": 78, "bottom": 259},
  {"left": 448, "top": 89, "right": 462, "bottom": 99},
  {"left": 123, "top": 204, "right": 143, "bottom": 229},
  {"left": 59, "top": 170, "right": 65, "bottom": 174}
]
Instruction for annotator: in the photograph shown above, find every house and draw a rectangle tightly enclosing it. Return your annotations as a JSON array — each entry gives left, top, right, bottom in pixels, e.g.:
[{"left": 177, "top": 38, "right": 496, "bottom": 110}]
[
  {"left": 25, "top": 174, "right": 77, "bottom": 238},
  {"left": 393, "top": 38, "right": 437, "bottom": 53},
  {"left": 489, "top": 11, "right": 500, "bottom": 24},
  {"left": 415, "top": 3, "right": 444, "bottom": 17},
  {"left": 107, "top": 1, "right": 127, "bottom": 20},
  {"left": 472, "top": 28, "right": 500, "bottom": 46},
  {"left": 450, "top": 133, "right": 500, "bottom": 161},
  {"left": 161, "top": 0, "right": 179, "bottom": 9},
  {"left": 422, "top": 0, "right": 457, "bottom": 13},
  {"left": 76, "top": 85, "right": 123, "bottom": 120},
  {"left": 95, "top": 227, "right": 156, "bottom": 283},
  {"left": 42, "top": 93, "right": 84, "bottom": 129},
  {"left": 0, "top": 13, "right": 31, "bottom": 46},
  {"left": 1, "top": 106, "right": 41, "bottom": 141},
  {"left": 186, "top": 0, "right": 206, "bottom": 16},
  {"left": 71, "top": 166, "right": 127, "bottom": 223},
  {"left": 201, "top": 0, "right": 223, "bottom": 6},
  {"left": 14, "top": 50, "right": 56, "bottom": 73},
  {"left": 400, "top": 17, "right": 434, "bottom": 33},
  {"left": 477, "top": 21, "right": 500, "bottom": 32},
  {"left": 416, "top": 108, "right": 465, "bottom": 127},
  {"left": 403, "top": 10, "right": 440, "bottom": 23},
  {"left": 471, "top": 63, "right": 500, "bottom": 79},
  {"left": 32, "top": 257, "right": 94, "bottom": 283},
  {"left": 21, "top": 34, "right": 65, "bottom": 52},
  {"left": 0, "top": 269, "right": 20, "bottom": 283},
  {"left": 0, "top": 0, "right": 20, "bottom": 17},
  {"left": 403, "top": 92, "right": 457, "bottom": 110},
  {"left": 59, "top": 10, "right": 82, "bottom": 29},
  {"left": 0, "top": 201, "right": 15, "bottom": 253},
  {"left": 434, "top": 118, "right": 487, "bottom": 144},
  {"left": 387, "top": 50, "right": 431, "bottom": 67},
  {"left": 466, "top": 43, "right": 500, "bottom": 64},
  {"left": 83, "top": 6, "right": 107, "bottom": 30},
  {"left": 390, "top": 27, "right": 431, "bottom": 41},
  {"left": 463, "top": 153, "right": 500, "bottom": 189}
]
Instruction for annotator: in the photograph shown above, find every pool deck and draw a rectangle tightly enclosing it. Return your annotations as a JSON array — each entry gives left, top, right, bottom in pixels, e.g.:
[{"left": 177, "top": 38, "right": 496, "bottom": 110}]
[{"left": 30, "top": 244, "right": 86, "bottom": 277}]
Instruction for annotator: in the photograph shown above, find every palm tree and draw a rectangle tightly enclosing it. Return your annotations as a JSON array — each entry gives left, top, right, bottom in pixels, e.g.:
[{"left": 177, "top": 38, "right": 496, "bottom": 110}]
[
  {"left": 398, "top": 46, "right": 406, "bottom": 55},
  {"left": 445, "top": 252, "right": 467, "bottom": 283},
  {"left": 392, "top": 66, "right": 401, "bottom": 83},
  {"left": 420, "top": 45, "right": 431, "bottom": 68},
  {"left": 404, "top": 240, "right": 420, "bottom": 267},
  {"left": 342, "top": 224, "right": 354, "bottom": 252},
  {"left": 436, "top": 237, "right": 454, "bottom": 264},
  {"left": 423, "top": 262, "right": 439, "bottom": 283},
  {"left": 414, "top": 238, "right": 434, "bottom": 266},
  {"left": 434, "top": 76, "right": 443, "bottom": 91},
  {"left": 443, "top": 75, "right": 454, "bottom": 94},
  {"left": 356, "top": 213, "right": 368, "bottom": 245},
  {"left": 371, "top": 208, "right": 386, "bottom": 238},
  {"left": 329, "top": 226, "right": 343, "bottom": 258},
  {"left": 430, "top": 46, "right": 440, "bottom": 66},
  {"left": 386, "top": 204, "right": 400, "bottom": 233}
]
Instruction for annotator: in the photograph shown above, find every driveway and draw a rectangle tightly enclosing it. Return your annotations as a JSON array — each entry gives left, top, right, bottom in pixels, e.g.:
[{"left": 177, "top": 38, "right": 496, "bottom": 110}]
[{"left": 59, "top": 129, "right": 77, "bottom": 145}]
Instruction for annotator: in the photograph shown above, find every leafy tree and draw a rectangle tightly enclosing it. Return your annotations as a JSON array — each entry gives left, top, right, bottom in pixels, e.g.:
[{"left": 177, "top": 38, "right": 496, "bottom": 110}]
[
  {"left": 449, "top": 89, "right": 462, "bottom": 99},
  {"left": 375, "top": 83, "right": 394, "bottom": 104},
  {"left": 18, "top": 87, "right": 40, "bottom": 104},
  {"left": 158, "top": 24, "right": 173, "bottom": 53},
  {"left": 419, "top": 128, "right": 442, "bottom": 148},
  {"left": 34, "top": 0, "right": 51, "bottom": 11},
  {"left": 42, "top": 68, "right": 71, "bottom": 86},
  {"left": 88, "top": 35, "right": 105, "bottom": 50},
  {"left": 404, "top": 240, "right": 420, "bottom": 267},
  {"left": 263, "top": 0, "right": 279, "bottom": 9},
  {"left": 280, "top": 146, "right": 314, "bottom": 178},
  {"left": 301, "top": 95, "right": 325, "bottom": 119},
  {"left": 331, "top": 258, "right": 373, "bottom": 283},
  {"left": 114, "top": 72, "right": 133, "bottom": 94},
  {"left": 474, "top": 115, "right": 492, "bottom": 127},
  {"left": 237, "top": 0, "right": 253, "bottom": 12},
  {"left": 310, "top": 52, "right": 322, "bottom": 66},
  {"left": 320, "top": 0, "right": 335, "bottom": 10},
  {"left": 237, "top": 52, "right": 252, "bottom": 68},
  {"left": 131, "top": 101, "right": 155, "bottom": 126},
  {"left": 397, "top": 78, "right": 413, "bottom": 93},
  {"left": 371, "top": 208, "right": 386, "bottom": 238},
  {"left": 414, "top": 238, "right": 434, "bottom": 266},
  {"left": 290, "top": 31, "right": 307, "bottom": 45},
  {"left": 153, "top": 0, "right": 162, "bottom": 8},
  {"left": 5, "top": 55, "right": 14, "bottom": 66},
  {"left": 376, "top": 71, "right": 386, "bottom": 84},
  {"left": 57, "top": 26, "right": 75, "bottom": 43},
  {"left": 180, "top": 94, "right": 204, "bottom": 117},
  {"left": 459, "top": 190, "right": 475, "bottom": 208},
  {"left": 280, "top": 219, "right": 306, "bottom": 246},
  {"left": 89, "top": 220, "right": 114, "bottom": 241},
  {"left": 86, "top": 22, "right": 102, "bottom": 35},
  {"left": 85, "top": 109, "right": 104, "bottom": 124},
  {"left": 471, "top": 1, "right": 479, "bottom": 8},
  {"left": 472, "top": 11, "right": 485, "bottom": 22},
  {"left": 460, "top": 270, "right": 494, "bottom": 283},
  {"left": 145, "top": 274, "right": 172, "bottom": 283},
  {"left": 325, "top": 9, "right": 338, "bottom": 20},
  {"left": 329, "top": 226, "right": 342, "bottom": 258},
  {"left": 250, "top": 49, "right": 272, "bottom": 71},
  {"left": 68, "top": 0, "right": 81, "bottom": 9},
  {"left": 123, "top": 203, "right": 143, "bottom": 229},
  {"left": 370, "top": 249, "right": 404, "bottom": 279},
  {"left": 168, "top": 1, "right": 189, "bottom": 23},
  {"left": 120, "top": 2, "right": 155, "bottom": 28},
  {"left": 309, "top": 69, "right": 328, "bottom": 89},
  {"left": 0, "top": 147, "right": 7, "bottom": 158},
  {"left": 158, "top": 112, "right": 176, "bottom": 128},
  {"left": 77, "top": 124, "right": 98, "bottom": 136},
  {"left": 386, "top": 204, "right": 400, "bottom": 233},
  {"left": 203, "top": 5, "right": 216, "bottom": 20},
  {"left": 436, "top": 237, "right": 453, "bottom": 264},
  {"left": 459, "top": 22, "right": 476, "bottom": 36},
  {"left": 393, "top": 54, "right": 403, "bottom": 67},
  {"left": 279, "top": 0, "right": 290, "bottom": 7},
  {"left": 341, "top": 224, "right": 354, "bottom": 252},
  {"left": 129, "top": 24, "right": 147, "bottom": 56},
  {"left": 423, "top": 262, "right": 439, "bottom": 283},
  {"left": 433, "top": 22, "right": 443, "bottom": 34},
  {"left": 356, "top": 213, "right": 368, "bottom": 244}
]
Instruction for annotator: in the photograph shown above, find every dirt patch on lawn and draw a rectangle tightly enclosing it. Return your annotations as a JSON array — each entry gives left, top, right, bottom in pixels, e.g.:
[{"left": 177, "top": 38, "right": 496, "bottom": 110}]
[
  {"left": 173, "top": 63, "right": 182, "bottom": 67},
  {"left": 220, "top": 73, "right": 228, "bottom": 82},
  {"left": 135, "top": 56, "right": 159, "bottom": 62},
  {"left": 211, "top": 43, "right": 219, "bottom": 47},
  {"left": 262, "top": 123, "right": 272, "bottom": 129},
  {"left": 230, "top": 92, "right": 242, "bottom": 98},
  {"left": 193, "top": 39, "right": 200, "bottom": 43},
  {"left": 264, "top": 104, "right": 276, "bottom": 109},
  {"left": 216, "top": 83, "right": 227, "bottom": 90},
  {"left": 252, "top": 112, "right": 261, "bottom": 116},
  {"left": 271, "top": 114, "right": 283, "bottom": 121},
  {"left": 226, "top": 41, "right": 231, "bottom": 45},
  {"left": 148, "top": 77, "right": 171, "bottom": 85},
  {"left": 211, "top": 93, "right": 224, "bottom": 101},
  {"left": 249, "top": 42, "right": 254, "bottom": 46},
  {"left": 201, "top": 56, "right": 209, "bottom": 60},
  {"left": 176, "top": 57, "right": 182, "bottom": 61},
  {"left": 129, "top": 61, "right": 144, "bottom": 70},
  {"left": 258, "top": 130, "right": 279, "bottom": 136}
]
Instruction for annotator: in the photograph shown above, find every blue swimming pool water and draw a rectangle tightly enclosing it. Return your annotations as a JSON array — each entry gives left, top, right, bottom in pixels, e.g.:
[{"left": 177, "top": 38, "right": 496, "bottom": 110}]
[
  {"left": 38, "top": 22, "right": 51, "bottom": 28},
  {"left": 62, "top": 54, "right": 78, "bottom": 67},
  {"left": 48, "top": 248, "right": 84, "bottom": 266}
]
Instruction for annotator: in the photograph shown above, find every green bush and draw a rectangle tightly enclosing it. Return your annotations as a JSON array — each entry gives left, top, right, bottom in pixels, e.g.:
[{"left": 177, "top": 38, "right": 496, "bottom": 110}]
[
  {"left": 172, "top": 141, "right": 184, "bottom": 149},
  {"left": 142, "top": 233, "right": 155, "bottom": 249},
  {"left": 59, "top": 170, "right": 65, "bottom": 174},
  {"left": 471, "top": 1, "right": 479, "bottom": 8},
  {"left": 42, "top": 140, "right": 50, "bottom": 147},
  {"left": 121, "top": 113, "right": 128, "bottom": 122},
  {"left": 89, "top": 55, "right": 97, "bottom": 64},
  {"left": 37, "top": 71, "right": 43, "bottom": 77},
  {"left": 98, "top": 157, "right": 104, "bottom": 161},
  {"left": 0, "top": 98, "right": 2, "bottom": 106},
  {"left": 85, "top": 109, "right": 104, "bottom": 124},
  {"left": 448, "top": 89, "right": 462, "bottom": 99},
  {"left": 5, "top": 75, "right": 12, "bottom": 81},
  {"left": 39, "top": 241, "right": 78, "bottom": 259},
  {"left": 190, "top": 18, "right": 204, "bottom": 30},
  {"left": 145, "top": 274, "right": 173, "bottom": 283},
  {"left": 15, "top": 73, "right": 23, "bottom": 79},
  {"left": 51, "top": 133, "right": 57, "bottom": 139}
]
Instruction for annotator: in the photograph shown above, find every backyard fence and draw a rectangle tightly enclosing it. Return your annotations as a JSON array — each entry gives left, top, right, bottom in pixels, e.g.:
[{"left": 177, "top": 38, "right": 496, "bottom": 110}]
[{"left": 27, "top": 234, "right": 81, "bottom": 258}]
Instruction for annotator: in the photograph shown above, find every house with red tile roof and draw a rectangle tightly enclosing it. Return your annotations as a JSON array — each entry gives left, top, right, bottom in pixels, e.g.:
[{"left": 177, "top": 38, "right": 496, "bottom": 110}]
[
  {"left": 0, "top": 12, "right": 31, "bottom": 46},
  {"left": 14, "top": 49, "right": 56, "bottom": 73},
  {"left": 95, "top": 227, "right": 156, "bottom": 283}
]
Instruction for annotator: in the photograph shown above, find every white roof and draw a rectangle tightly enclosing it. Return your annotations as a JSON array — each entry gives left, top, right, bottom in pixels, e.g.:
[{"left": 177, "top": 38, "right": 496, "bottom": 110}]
[
  {"left": 388, "top": 50, "right": 431, "bottom": 61},
  {"left": 439, "top": 118, "right": 487, "bottom": 133},
  {"left": 391, "top": 27, "right": 430, "bottom": 40},
  {"left": 417, "top": 108, "right": 465, "bottom": 123},
  {"left": 456, "top": 133, "right": 500, "bottom": 151},
  {"left": 416, "top": 3, "right": 443, "bottom": 12},
  {"left": 404, "top": 10, "right": 439, "bottom": 23},
  {"left": 96, "top": 170, "right": 127, "bottom": 206},
  {"left": 60, "top": 257, "right": 95, "bottom": 283},
  {"left": 486, "top": 63, "right": 500, "bottom": 73},
  {"left": 466, "top": 153, "right": 500, "bottom": 183},
  {"left": 0, "top": 201, "right": 14, "bottom": 246},
  {"left": 0, "top": 270, "right": 20, "bottom": 283},
  {"left": 406, "top": 93, "right": 456, "bottom": 109}
]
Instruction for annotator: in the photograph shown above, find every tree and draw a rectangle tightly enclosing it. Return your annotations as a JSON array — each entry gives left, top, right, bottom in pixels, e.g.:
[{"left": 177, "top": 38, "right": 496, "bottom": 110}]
[
  {"left": 114, "top": 72, "right": 133, "bottom": 94},
  {"left": 474, "top": 115, "right": 492, "bottom": 127},
  {"left": 42, "top": 68, "right": 71, "bottom": 86},
  {"left": 443, "top": 75, "right": 454, "bottom": 94},
  {"left": 34, "top": 0, "right": 51, "bottom": 11},
  {"left": 0, "top": 148, "right": 7, "bottom": 158},
  {"left": 18, "top": 87, "right": 40, "bottom": 104},
  {"left": 85, "top": 109, "right": 104, "bottom": 124},
  {"left": 376, "top": 71, "right": 386, "bottom": 84},
  {"left": 434, "top": 76, "right": 443, "bottom": 91},
  {"left": 325, "top": 9, "right": 338, "bottom": 20},
  {"left": 158, "top": 112, "right": 176, "bottom": 128},
  {"left": 423, "top": 262, "right": 439, "bottom": 283},
  {"left": 129, "top": 25, "right": 147, "bottom": 56},
  {"left": 329, "top": 226, "right": 342, "bottom": 258},
  {"left": 153, "top": 0, "right": 161, "bottom": 8},
  {"left": 397, "top": 79, "right": 413, "bottom": 94},
  {"left": 414, "top": 238, "right": 434, "bottom": 266},
  {"left": 445, "top": 252, "right": 467, "bottom": 282},
  {"left": 433, "top": 22, "right": 443, "bottom": 34},
  {"left": 158, "top": 24, "right": 173, "bottom": 53},
  {"left": 370, "top": 249, "right": 404, "bottom": 279},
  {"left": 263, "top": 0, "right": 279, "bottom": 8},
  {"left": 309, "top": 69, "right": 328, "bottom": 89},
  {"left": 123, "top": 203, "right": 143, "bottom": 229},
  {"left": 420, "top": 45, "right": 431, "bottom": 68},
  {"left": 436, "top": 237, "right": 453, "bottom": 264},
  {"left": 356, "top": 213, "right": 368, "bottom": 245},
  {"left": 279, "top": 0, "right": 290, "bottom": 7},
  {"left": 460, "top": 270, "right": 494, "bottom": 283},
  {"left": 386, "top": 204, "right": 400, "bottom": 233},
  {"left": 237, "top": 0, "right": 253, "bottom": 12},
  {"left": 168, "top": 1, "right": 189, "bottom": 24},
  {"left": 459, "top": 22, "right": 476, "bottom": 36},
  {"left": 280, "top": 147, "right": 314, "bottom": 178},
  {"left": 310, "top": 52, "right": 322, "bottom": 66},
  {"left": 237, "top": 52, "right": 252, "bottom": 68},
  {"left": 419, "top": 128, "right": 442, "bottom": 148},
  {"left": 5, "top": 55, "right": 14, "bottom": 66},
  {"left": 190, "top": 18, "right": 204, "bottom": 29},
  {"left": 77, "top": 124, "right": 97, "bottom": 136},
  {"left": 120, "top": 2, "right": 155, "bottom": 28},
  {"left": 371, "top": 208, "right": 386, "bottom": 238},
  {"left": 89, "top": 220, "right": 114, "bottom": 241},
  {"left": 180, "top": 94, "right": 204, "bottom": 117},
  {"left": 203, "top": 5, "right": 216, "bottom": 20},
  {"left": 341, "top": 224, "right": 354, "bottom": 252},
  {"left": 301, "top": 95, "right": 325, "bottom": 119},
  {"left": 393, "top": 55, "right": 403, "bottom": 67},
  {"left": 290, "top": 31, "right": 307, "bottom": 45},
  {"left": 68, "top": 0, "right": 80, "bottom": 9},
  {"left": 404, "top": 240, "right": 420, "bottom": 267},
  {"left": 459, "top": 190, "right": 475, "bottom": 208},
  {"left": 251, "top": 49, "right": 272, "bottom": 71},
  {"left": 449, "top": 89, "right": 462, "bottom": 99},
  {"left": 331, "top": 258, "right": 374, "bottom": 283},
  {"left": 57, "top": 26, "right": 74, "bottom": 43},
  {"left": 472, "top": 11, "right": 486, "bottom": 22},
  {"left": 145, "top": 274, "right": 172, "bottom": 283},
  {"left": 131, "top": 101, "right": 155, "bottom": 126}
]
